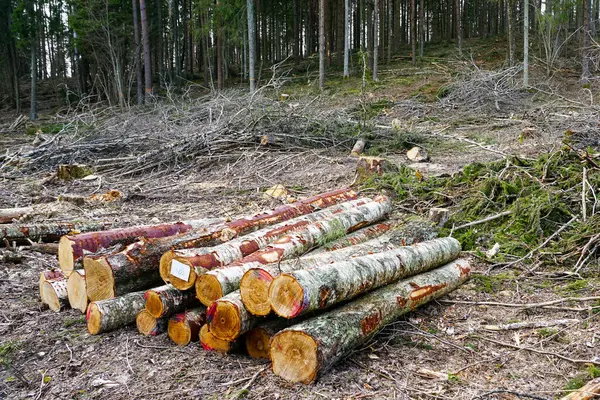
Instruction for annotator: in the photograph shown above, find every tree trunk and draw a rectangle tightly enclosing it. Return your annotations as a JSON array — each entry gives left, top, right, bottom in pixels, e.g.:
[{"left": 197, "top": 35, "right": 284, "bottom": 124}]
[
  {"left": 85, "top": 188, "right": 356, "bottom": 301},
  {"left": 195, "top": 196, "right": 392, "bottom": 306},
  {"left": 343, "top": 0, "right": 350, "bottom": 77},
  {"left": 59, "top": 218, "right": 218, "bottom": 277},
  {"left": 373, "top": 0, "right": 379, "bottom": 80},
  {"left": 41, "top": 277, "right": 68, "bottom": 312},
  {"left": 319, "top": 0, "right": 326, "bottom": 90},
  {"left": 144, "top": 284, "right": 199, "bottom": 318},
  {"left": 507, "top": 0, "right": 515, "bottom": 65},
  {"left": 139, "top": 0, "right": 153, "bottom": 103},
  {"left": 411, "top": 0, "right": 416, "bottom": 65},
  {"left": 270, "top": 237, "right": 461, "bottom": 318},
  {"left": 206, "top": 290, "right": 260, "bottom": 341},
  {"left": 1, "top": 221, "right": 113, "bottom": 246},
  {"left": 67, "top": 269, "right": 87, "bottom": 313},
  {"left": 523, "top": 0, "right": 529, "bottom": 86},
  {"left": 136, "top": 309, "right": 169, "bottom": 336},
  {"left": 247, "top": 0, "right": 257, "bottom": 92},
  {"left": 30, "top": 36, "right": 37, "bottom": 121},
  {"left": 419, "top": 0, "right": 424, "bottom": 57},
  {"left": 132, "top": 0, "right": 144, "bottom": 105},
  {"left": 271, "top": 259, "right": 471, "bottom": 383},
  {"left": 168, "top": 197, "right": 371, "bottom": 291},
  {"left": 582, "top": 0, "right": 591, "bottom": 84},
  {"left": 0, "top": 207, "right": 33, "bottom": 224},
  {"left": 200, "top": 324, "right": 239, "bottom": 352},
  {"left": 167, "top": 308, "right": 206, "bottom": 345},
  {"left": 217, "top": 0, "right": 224, "bottom": 91},
  {"left": 87, "top": 291, "right": 147, "bottom": 335}
]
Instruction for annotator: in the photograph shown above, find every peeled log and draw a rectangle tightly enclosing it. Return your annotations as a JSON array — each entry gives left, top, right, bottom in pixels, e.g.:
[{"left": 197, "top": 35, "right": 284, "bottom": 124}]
[
  {"left": 1, "top": 221, "right": 113, "bottom": 246},
  {"left": 41, "top": 278, "right": 69, "bottom": 312},
  {"left": 67, "top": 269, "right": 88, "bottom": 313},
  {"left": 84, "top": 188, "right": 356, "bottom": 300},
  {"left": 270, "top": 237, "right": 461, "bottom": 318},
  {"left": 87, "top": 291, "right": 146, "bottom": 335},
  {"left": 166, "top": 197, "right": 371, "bottom": 290},
  {"left": 206, "top": 290, "right": 263, "bottom": 341},
  {"left": 246, "top": 319, "right": 299, "bottom": 359},
  {"left": 271, "top": 259, "right": 471, "bottom": 383},
  {"left": 0, "top": 206, "right": 33, "bottom": 224},
  {"left": 59, "top": 218, "right": 220, "bottom": 277},
  {"left": 167, "top": 308, "right": 206, "bottom": 346},
  {"left": 136, "top": 310, "right": 169, "bottom": 336},
  {"left": 200, "top": 324, "right": 238, "bottom": 353},
  {"left": 196, "top": 196, "right": 392, "bottom": 306},
  {"left": 144, "top": 285, "right": 198, "bottom": 318}
]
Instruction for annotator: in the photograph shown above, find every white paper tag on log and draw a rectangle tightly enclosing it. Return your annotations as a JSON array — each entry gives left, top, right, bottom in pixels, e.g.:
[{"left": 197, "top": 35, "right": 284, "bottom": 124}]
[{"left": 171, "top": 260, "right": 191, "bottom": 281}]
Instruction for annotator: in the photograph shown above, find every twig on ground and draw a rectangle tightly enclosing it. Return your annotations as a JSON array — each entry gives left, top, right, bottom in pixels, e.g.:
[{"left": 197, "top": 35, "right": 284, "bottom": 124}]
[
  {"left": 450, "top": 210, "right": 512, "bottom": 234},
  {"left": 230, "top": 366, "right": 268, "bottom": 400},
  {"left": 440, "top": 296, "right": 600, "bottom": 310},
  {"left": 481, "top": 319, "right": 580, "bottom": 331}
]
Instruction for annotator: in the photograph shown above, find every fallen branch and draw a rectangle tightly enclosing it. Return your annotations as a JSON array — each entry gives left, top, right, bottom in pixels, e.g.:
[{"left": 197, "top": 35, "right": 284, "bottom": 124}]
[
  {"left": 451, "top": 210, "right": 512, "bottom": 233},
  {"left": 482, "top": 319, "right": 579, "bottom": 331}
]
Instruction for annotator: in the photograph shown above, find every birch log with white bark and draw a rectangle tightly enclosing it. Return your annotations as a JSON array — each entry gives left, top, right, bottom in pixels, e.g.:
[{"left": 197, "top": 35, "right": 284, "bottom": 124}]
[{"left": 86, "top": 291, "right": 147, "bottom": 335}]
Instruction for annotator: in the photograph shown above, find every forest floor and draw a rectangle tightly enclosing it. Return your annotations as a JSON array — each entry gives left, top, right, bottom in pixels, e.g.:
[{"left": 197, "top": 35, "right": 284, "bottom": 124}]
[{"left": 1, "top": 39, "right": 600, "bottom": 399}]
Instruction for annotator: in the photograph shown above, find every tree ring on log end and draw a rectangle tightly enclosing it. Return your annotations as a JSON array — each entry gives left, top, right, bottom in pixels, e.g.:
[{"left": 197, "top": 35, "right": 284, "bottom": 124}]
[
  {"left": 145, "top": 291, "right": 165, "bottom": 318},
  {"left": 58, "top": 237, "right": 75, "bottom": 276},
  {"left": 136, "top": 310, "right": 158, "bottom": 336},
  {"left": 271, "top": 330, "right": 318, "bottom": 383},
  {"left": 245, "top": 327, "right": 270, "bottom": 359},
  {"left": 241, "top": 268, "right": 273, "bottom": 316},
  {"left": 269, "top": 274, "right": 305, "bottom": 318},
  {"left": 67, "top": 271, "right": 88, "bottom": 313},
  {"left": 87, "top": 303, "right": 102, "bottom": 335},
  {"left": 168, "top": 319, "right": 192, "bottom": 346},
  {"left": 200, "top": 324, "right": 233, "bottom": 352},
  {"left": 168, "top": 257, "right": 196, "bottom": 290},
  {"left": 196, "top": 274, "right": 223, "bottom": 306},
  {"left": 208, "top": 301, "right": 240, "bottom": 341},
  {"left": 84, "top": 257, "right": 115, "bottom": 301}
]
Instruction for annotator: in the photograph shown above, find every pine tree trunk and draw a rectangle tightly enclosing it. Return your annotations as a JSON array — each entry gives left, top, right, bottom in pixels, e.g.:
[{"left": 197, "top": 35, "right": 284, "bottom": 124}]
[
  {"left": 507, "top": 0, "right": 515, "bottom": 65},
  {"left": 41, "top": 277, "right": 68, "bottom": 312},
  {"left": 270, "top": 237, "right": 461, "bottom": 318},
  {"left": 195, "top": 196, "right": 392, "bottom": 306},
  {"left": 271, "top": 259, "right": 471, "bottom": 383},
  {"left": 419, "top": 0, "right": 424, "bottom": 57},
  {"left": 319, "top": 0, "right": 326, "bottom": 90},
  {"left": 139, "top": 0, "right": 153, "bottom": 103},
  {"left": 217, "top": 0, "right": 224, "bottom": 91},
  {"left": 247, "top": 0, "right": 257, "bottom": 92},
  {"left": 1, "top": 221, "right": 113, "bottom": 245},
  {"left": 67, "top": 269, "right": 88, "bottom": 313},
  {"left": 87, "top": 291, "right": 147, "bottom": 335},
  {"left": 132, "top": 0, "right": 144, "bottom": 105},
  {"left": 136, "top": 309, "right": 169, "bottom": 336},
  {"left": 373, "top": 0, "right": 379, "bottom": 80},
  {"left": 144, "top": 284, "right": 199, "bottom": 318},
  {"left": 167, "top": 308, "right": 206, "bottom": 345},
  {"left": 582, "top": 0, "right": 591, "bottom": 84},
  {"left": 59, "top": 219, "right": 218, "bottom": 277},
  {"left": 523, "top": 0, "right": 529, "bottom": 86},
  {"left": 0, "top": 207, "right": 33, "bottom": 224},
  {"left": 167, "top": 197, "right": 371, "bottom": 290},
  {"left": 410, "top": 0, "right": 416, "bottom": 65},
  {"left": 30, "top": 37, "right": 37, "bottom": 121},
  {"left": 343, "top": 0, "right": 350, "bottom": 77}
]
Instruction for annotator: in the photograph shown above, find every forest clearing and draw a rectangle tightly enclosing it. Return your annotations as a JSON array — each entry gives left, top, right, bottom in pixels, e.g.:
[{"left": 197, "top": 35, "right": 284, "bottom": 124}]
[{"left": 2, "top": 0, "right": 600, "bottom": 398}]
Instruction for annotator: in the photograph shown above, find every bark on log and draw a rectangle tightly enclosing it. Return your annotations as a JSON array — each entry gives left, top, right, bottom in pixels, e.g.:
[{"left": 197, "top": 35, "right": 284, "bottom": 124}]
[
  {"left": 246, "top": 319, "right": 299, "bottom": 359},
  {"left": 166, "top": 197, "right": 372, "bottom": 291},
  {"left": 67, "top": 269, "right": 88, "bottom": 313},
  {"left": 39, "top": 269, "right": 64, "bottom": 295},
  {"left": 144, "top": 284, "right": 199, "bottom": 318},
  {"left": 270, "top": 237, "right": 461, "bottom": 318},
  {"left": 41, "top": 278, "right": 69, "bottom": 312},
  {"left": 84, "top": 188, "right": 357, "bottom": 301},
  {"left": 1, "top": 221, "right": 113, "bottom": 246},
  {"left": 59, "top": 218, "right": 220, "bottom": 276},
  {"left": 317, "top": 222, "right": 391, "bottom": 251},
  {"left": 200, "top": 324, "right": 239, "bottom": 352},
  {"left": 87, "top": 291, "right": 147, "bottom": 335},
  {"left": 206, "top": 290, "right": 264, "bottom": 341},
  {"left": 136, "top": 309, "right": 169, "bottom": 336},
  {"left": 167, "top": 308, "right": 207, "bottom": 346},
  {"left": 0, "top": 206, "right": 33, "bottom": 224},
  {"left": 196, "top": 196, "right": 392, "bottom": 306},
  {"left": 561, "top": 378, "right": 600, "bottom": 400},
  {"left": 270, "top": 259, "right": 471, "bottom": 383}
]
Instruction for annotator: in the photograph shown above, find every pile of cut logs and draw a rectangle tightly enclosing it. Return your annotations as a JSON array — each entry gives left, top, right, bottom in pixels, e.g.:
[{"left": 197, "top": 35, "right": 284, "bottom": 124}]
[{"left": 13, "top": 188, "right": 470, "bottom": 383}]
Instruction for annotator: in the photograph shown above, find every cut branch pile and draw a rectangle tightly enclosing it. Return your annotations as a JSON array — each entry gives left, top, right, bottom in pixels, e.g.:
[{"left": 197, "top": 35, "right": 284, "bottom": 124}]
[{"left": 34, "top": 187, "right": 470, "bottom": 384}]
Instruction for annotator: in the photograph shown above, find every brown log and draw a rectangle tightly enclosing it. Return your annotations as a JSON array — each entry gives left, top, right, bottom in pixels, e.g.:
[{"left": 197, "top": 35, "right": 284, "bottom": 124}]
[
  {"left": 144, "top": 285, "right": 198, "bottom": 318},
  {"left": 206, "top": 290, "right": 262, "bottom": 342},
  {"left": 67, "top": 269, "right": 88, "bottom": 313},
  {"left": 196, "top": 196, "right": 392, "bottom": 306},
  {"left": 270, "top": 259, "right": 471, "bottom": 383},
  {"left": 1, "top": 221, "right": 113, "bottom": 246},
  {"left": 25, "top": 242, "right": 59, "bottom": 254},
  {"left": 136, "top": 310, "right": 169, "bottom": 336},
  {"left": 165, "top": 197, "right": 371, "bottom": 291},
  {"left": 0, "top": 206, "right": 33, "bottom": 224},
  {"left": 562, "top": 378, "right": 600, "bottom": 400},
  {"left": 245, "top": 319, "right": 299, "bottom": 359},
  {"left": 270, "top": 237, "right": 461, "bottom": 319},
  {"left": 84, "top": 188, "right": 357, "bottom": 301},
  {"left": 167, "top": 308, "right": 207, "bottom": 346},
  {"left": 87, "top": 291, "right": 147, "bottom": 335},
  {"left": 39, "top": 269, "right": 64, "bottom": 295},
  {"left": 41, "top": 278, "right": 69, "bottom": 312},
  {"left": 59, "top": 218, "right": 220, "bottom": 277},
  {"left": 200, "top": 324, "right": 238, "bottom": 353}
]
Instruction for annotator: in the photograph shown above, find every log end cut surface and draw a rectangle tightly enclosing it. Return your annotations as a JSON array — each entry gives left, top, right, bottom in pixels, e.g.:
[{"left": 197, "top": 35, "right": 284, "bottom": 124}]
[
  {"left": 67, "top": 271, "right": 88, "bottom": 313},
  {"left": 41, "top": 281, "right": 63, "bottom": 312},
  {"left": 136, "top": 310, "right": 159, "bottom": 336},
  {"left": 84, "top": 257, "right": 115, "bottom": 301},
  {"left": 240, "top": 268, "right": 273, "bottom": 316},
  {"left": 269, "top": 274, "right": 305, "bottom": 318},
  {"left": 245, "top": 327, "right": 271, "bottom": 359},
  {"left": 271, "top": 330, "right": 318, "bottom": 384},
  {"left": 207, "top": 301, "right": 240, "bottom": 341},
  {"left": 200, "top": 324, "right": 233, "bottom": 352},
  {"left": 159, "top": 251, "right": 174, "bottom": 283},
  {"left": 168, "top": 257, "right": 196, "bottom": 290},
  {"left": 86, "top": 303, "right": 102, "bottom": 335},
  {"left": 168, "top": 317, "right": 192, "bottom": 346},
  {"left": 58, "top": 237, "right": 75, "bottom": 275},
  {"left": 196, "top": 274, "right": 223, "bottom": 306},
  {"left": 145, "top": 290, "right": 165, "bottom": 318}
]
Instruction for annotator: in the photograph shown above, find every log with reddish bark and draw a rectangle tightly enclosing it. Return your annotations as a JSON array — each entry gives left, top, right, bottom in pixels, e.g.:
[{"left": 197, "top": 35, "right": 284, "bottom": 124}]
[
  {"left": 0, "top": 206, "right": 33, "bottom": 224},
  {"left": 67, "top": 269, "right": 88, "bottom": 313},
  {"left": 562, "top": 378, "right": 600, "bottom": 400},
  {"left": 195, "top": 196, "right": 392, "bottom": 306},
  {"left": 167, "top": 308, "right": 207, "bottom": 346},
  {"left": 200, "top": 324, "right": 239, "bottom": 353},
  {"left": 136, "top": 310, "right": 169, "bottom": 336},
  {"left": 41, "top": 277, "right": 69, "bottom": 312},
  {"left": 144, "top": 285, "right": 199, "bottom": 318},
  {"left": 1, "top": 221, "right": 113, "bottom": 246},
  {"left": 83, "top": 188, "right": 356, "bottom": 301},
  {"left": 59, "top": 218, "right": 220, "bottom": 277},
  {"left": 245, "top": 319, "right": 299, "bottom": 359},
  {"left": 86, "top": 291, "right": 147, "bottom": 335},
  {"left": 206, "top": 290, "right": 262, "bottom": 341},
  {"left": 270, "top": 259, "right": 471, "bottom": 383},
  {"left": 39, "top": 269, "right": 64, "bottom": 295},
  {"left": 270, "top": 237, "right": 461, "bottom": 318},
  {"left": 165, "top": 197, "right": 372, "bottom": 291}
]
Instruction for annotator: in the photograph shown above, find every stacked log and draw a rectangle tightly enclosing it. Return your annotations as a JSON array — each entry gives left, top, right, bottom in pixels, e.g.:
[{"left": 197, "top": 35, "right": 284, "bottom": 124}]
[
  {"left": 195, "top": 196, "right": 392, "bottom": 306},
  {"left": 167, "top": 308, "right": 206, "bottom": 346},
  {"left": 270, "top": 259, "right": 471, "bottom": 383},
  {"left": 83, "top": 188, "right": 357, "bottom": 301},
  {"left": 269, "top": 237, "right": 461, "bottom": 318},
  {"left": 87, "top": 291, "right": 147, "bottom": 335},
  {"left": 67, "top": 270, "right": 88, "bottom": 313},
  {"left": 206, "top": 291, "right": 258, "bottom": 342},
  {"left": 200, "top": 325, "right": 239, "bottom": 352},
  {"left": 144, "top": 285, "right": 199, "bottom": 318},
  {"left": 315, "top": 222, "right": 392, "bottom": 251},
  {"left": 1, "top": 221, "right": 113, "bottom": 245},
  {"left": 245, "top": 319, "right": 299, "bottom": 359},
  {"left": 136, "top": 310, "right": 169, "bottom": 336}
]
